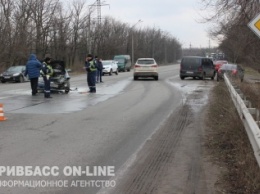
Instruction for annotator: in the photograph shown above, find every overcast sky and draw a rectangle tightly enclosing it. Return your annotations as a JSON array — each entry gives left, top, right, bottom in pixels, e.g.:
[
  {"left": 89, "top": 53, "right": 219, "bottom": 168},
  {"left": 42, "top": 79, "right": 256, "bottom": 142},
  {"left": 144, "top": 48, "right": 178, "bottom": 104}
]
[{"left": 96, "top": 0, "right": 218, "bottom": 48}]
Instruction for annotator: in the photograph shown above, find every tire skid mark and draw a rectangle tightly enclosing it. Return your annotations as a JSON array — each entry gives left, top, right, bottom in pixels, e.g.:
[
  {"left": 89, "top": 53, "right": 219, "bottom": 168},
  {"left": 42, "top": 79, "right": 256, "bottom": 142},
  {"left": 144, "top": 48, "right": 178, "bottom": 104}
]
[
  {"left": 183, "top": 91, "right": 207, "bottom": 194},
  {"left": 115, "top": 105, "right": 192, "bottom": 194}
]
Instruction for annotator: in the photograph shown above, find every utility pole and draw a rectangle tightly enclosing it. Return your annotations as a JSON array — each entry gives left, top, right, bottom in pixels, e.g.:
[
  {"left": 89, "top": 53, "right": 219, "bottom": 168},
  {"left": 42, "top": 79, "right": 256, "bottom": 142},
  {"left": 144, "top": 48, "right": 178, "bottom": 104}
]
[
  {"left": 89, "top": 0, "right": 109, "bottom": 26},
  {"left": 89, "top": 0, "right": 109, "bottom": 54},
  {"left": 96, "top": 0, "right": 109, "bottom": 26},
  {"left": 131, "top": 20, "right": 142, "bottom": 65},
  {"left": 209, "top": 39, "right": 211, "bottom": 53}
]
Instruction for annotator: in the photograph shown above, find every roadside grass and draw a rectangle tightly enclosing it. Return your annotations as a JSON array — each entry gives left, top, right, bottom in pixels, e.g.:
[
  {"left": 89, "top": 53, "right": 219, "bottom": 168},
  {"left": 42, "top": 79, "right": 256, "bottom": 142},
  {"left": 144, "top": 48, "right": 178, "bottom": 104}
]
[
  {"left": 206, "top": 81, "right": 260, "bottom": 193},
  {"left": 239, "top": 81, "right": 260, "bottom": 110},
  {"left": 243, "top": 66, "right": 260, "bottom": 76}
]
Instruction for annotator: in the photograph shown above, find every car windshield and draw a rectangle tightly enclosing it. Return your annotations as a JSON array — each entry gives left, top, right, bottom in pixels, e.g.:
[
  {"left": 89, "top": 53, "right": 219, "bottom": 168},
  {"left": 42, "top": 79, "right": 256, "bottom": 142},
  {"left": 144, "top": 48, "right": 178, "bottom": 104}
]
[
  {"left": 137, "top": 59, "right": 155, "bottom": 65},
  {"left": 215, "top": 60, "right": 228, "bottom": 64},
  {"left": 114, "top": 58, "right": 124, "bottom": 63},
  {"left": 102, "top": 61, "right": 113, "bottom": 66},
  {"left": 7, "top": 66, "right": 24, "bottom": 72},
  {"left": 220, "top": 64, "right": 237, "bottom": 70},
  {"left": 181, "top": 58, "right": 201, "bottom": 67}
]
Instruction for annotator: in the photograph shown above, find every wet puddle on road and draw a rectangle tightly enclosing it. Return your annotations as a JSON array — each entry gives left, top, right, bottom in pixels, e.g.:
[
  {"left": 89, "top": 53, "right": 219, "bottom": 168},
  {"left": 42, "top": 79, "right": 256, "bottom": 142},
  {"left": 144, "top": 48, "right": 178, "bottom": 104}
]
[
  {"left": 2, "top": 79, "right": 131, "bottom": 114},
  {"left": 167, "top": 78, "right": 214, "bottom": 113}
]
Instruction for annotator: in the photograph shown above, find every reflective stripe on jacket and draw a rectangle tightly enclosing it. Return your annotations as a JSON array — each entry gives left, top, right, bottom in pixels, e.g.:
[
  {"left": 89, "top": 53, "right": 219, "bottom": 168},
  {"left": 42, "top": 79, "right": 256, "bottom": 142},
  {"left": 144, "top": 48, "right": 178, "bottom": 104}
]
[
  {"left": 41, "top": 62, "right": 54, "bottom": 76},
  {"left": 89, "top": 61, "right": 97, "bottom": 72}
]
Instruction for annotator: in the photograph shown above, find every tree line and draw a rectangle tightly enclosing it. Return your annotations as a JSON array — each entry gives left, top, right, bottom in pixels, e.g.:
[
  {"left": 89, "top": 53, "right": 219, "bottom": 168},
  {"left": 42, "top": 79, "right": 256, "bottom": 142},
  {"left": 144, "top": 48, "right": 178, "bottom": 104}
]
[
  {"left": 201, "top": 0, "right": 260, "bottom": 70},
  {"left": 0, "top": 0, "right": 182, "bottom": 70}
]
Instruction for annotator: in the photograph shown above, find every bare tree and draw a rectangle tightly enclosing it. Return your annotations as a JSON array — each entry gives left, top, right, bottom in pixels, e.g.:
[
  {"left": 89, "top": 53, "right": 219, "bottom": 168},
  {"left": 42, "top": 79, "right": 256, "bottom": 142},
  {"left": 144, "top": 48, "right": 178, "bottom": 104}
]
[
  {"left": 201, "top": 0, "right": 260, "bottom": 69},
  {"left": 0, "top": 0, "right": 182, "bottom": 70}
]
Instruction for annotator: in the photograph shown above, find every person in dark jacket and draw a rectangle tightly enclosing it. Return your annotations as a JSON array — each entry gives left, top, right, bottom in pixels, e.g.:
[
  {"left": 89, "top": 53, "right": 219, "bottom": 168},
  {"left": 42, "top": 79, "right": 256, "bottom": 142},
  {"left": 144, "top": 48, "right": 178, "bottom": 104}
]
[
  {"left": 41, "top": 57, "right": 54, "bottom": 98},
  {"left": 24, "top": 54, "right": 42, "bottom": 96},
  {"left": 85, "top": 54, "right": 97, "bottom": 93},
  {"left": 95, "top": 56, "right": 103, "bottom": 83}
]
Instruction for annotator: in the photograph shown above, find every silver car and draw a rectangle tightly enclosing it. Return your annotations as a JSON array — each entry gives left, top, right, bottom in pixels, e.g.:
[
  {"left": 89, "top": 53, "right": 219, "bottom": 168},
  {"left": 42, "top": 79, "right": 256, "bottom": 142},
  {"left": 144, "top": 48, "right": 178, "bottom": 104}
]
[{"left": 133, "top": 58, "right": 159, "bottom": 80}]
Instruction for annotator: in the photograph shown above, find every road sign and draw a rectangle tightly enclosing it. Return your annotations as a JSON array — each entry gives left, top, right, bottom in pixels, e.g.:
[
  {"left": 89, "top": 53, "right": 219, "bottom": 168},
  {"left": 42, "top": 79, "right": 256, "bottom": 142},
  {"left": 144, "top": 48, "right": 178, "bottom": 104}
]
[{"left": 248, "top": 13, "right": 260, "bottom": 39}]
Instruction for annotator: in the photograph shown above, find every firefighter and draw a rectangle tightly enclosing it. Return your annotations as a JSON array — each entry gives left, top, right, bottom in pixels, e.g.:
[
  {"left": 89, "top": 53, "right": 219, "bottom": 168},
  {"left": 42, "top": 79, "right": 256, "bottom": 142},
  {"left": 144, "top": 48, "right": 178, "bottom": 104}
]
[
  {"left": 41, "top": 57, "right": 54, "bottom": 98},
  {"left": 85, "top": 54, "right": 97, "bottom": 93}
]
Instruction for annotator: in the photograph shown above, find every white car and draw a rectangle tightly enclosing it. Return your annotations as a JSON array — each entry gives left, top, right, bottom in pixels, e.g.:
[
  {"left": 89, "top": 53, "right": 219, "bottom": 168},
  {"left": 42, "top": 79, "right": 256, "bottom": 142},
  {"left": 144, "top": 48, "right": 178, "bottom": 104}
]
[
  {"left": 102, "top": 60, "right": 118, "bottom": 76},
  {"left": 133, "top": 58, "right": 159, "bottom": 80}
]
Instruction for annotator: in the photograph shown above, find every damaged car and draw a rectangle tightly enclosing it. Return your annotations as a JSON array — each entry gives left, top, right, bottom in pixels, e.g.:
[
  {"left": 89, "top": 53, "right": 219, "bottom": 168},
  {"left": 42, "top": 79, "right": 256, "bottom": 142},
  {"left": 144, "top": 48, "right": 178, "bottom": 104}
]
[{"left": 38, "top": 60, "right": 71, "bottom": 93}]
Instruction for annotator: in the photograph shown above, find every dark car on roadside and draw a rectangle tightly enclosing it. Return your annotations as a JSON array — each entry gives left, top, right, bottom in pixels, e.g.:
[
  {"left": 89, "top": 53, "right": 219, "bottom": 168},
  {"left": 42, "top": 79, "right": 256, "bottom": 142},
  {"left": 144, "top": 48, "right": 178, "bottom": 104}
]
[
  {"left": 180, "top": 56, "right": 215, "bottom": 80},
  {"left": 0, "top": 65, "right": 28, "bottom": 83},
  {"left": 217, "top": 63, "right": 244, "bottom": 82}
]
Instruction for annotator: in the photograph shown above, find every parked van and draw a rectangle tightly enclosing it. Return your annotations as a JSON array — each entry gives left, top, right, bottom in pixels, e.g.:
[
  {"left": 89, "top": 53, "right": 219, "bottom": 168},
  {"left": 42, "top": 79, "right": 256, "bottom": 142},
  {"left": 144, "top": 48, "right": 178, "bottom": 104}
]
[
  {"left": 180, "top": 56, "right": 215, "bottom": 80},
  {"left": 113, "top": 55, "right": 131, "bottom": 72}
]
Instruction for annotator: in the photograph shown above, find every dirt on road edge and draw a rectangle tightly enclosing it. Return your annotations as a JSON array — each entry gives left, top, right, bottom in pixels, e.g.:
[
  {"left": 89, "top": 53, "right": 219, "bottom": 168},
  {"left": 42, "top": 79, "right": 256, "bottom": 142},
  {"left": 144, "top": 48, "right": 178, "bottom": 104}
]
[{"left": 106, "top": 84, "right": 223, "bottom": 194}]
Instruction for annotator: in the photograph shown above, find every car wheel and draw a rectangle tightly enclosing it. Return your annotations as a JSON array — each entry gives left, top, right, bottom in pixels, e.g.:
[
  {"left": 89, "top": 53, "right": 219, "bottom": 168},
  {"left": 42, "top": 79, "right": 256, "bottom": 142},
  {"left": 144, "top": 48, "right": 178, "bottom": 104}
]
[
  {"left": 154, "top": 76, "right": 158, "bottom": 81},
  {"left": 115, "top": 69, "right": 118, "bottom": 75},
  {"left": 180, "top": 76, "right": 185, "bottom": 80},
  {"left": 200, "top": 73, "right": 205, "bottom": 80},
  {"left": 134, "top": 76, "right": 138, "bottom": 80},
  {"left": 211, "top": 72, "right": 215, "bottom": 80},
  {"left": 1, "top": 80, "right": 6, "bottom": 83},
  {"left": 127, "top": 68, "right": 130, "bottom": 72},
  {"left": 19, "top": 75, "right": 24, "bottom": 83},
  {"left": 109, "top": 69, "right": 112, "bottom": 76}
]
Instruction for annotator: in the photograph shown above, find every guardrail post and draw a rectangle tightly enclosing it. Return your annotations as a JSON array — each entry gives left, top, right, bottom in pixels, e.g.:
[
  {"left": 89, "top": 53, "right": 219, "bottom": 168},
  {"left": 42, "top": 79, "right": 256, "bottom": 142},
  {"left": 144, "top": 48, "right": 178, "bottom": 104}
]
[
  {"left": 257, "top": 109, "right": 260, "bottom": 127},
  {"left": 244, "top": 100, "right": 250, "bottom": 107},
  {"left": 235, "top": 88, "right": 241, "bottom": 93},
  {"left": 249, "top": 101, "right": 252, "bottom": 108},
  {"left": 248, "top": 108, "right": 257, "bottom": 115},
  {"left": 224, "top": 74, "right": 260, "bottom": 167}
]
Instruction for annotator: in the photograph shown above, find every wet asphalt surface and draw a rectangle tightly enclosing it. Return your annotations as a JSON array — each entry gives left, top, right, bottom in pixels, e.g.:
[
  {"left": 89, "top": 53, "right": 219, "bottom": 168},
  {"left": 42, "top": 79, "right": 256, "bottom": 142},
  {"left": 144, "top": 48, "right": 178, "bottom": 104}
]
[{"left": 0, "top": 65, "right": 216, "bottom": 194}]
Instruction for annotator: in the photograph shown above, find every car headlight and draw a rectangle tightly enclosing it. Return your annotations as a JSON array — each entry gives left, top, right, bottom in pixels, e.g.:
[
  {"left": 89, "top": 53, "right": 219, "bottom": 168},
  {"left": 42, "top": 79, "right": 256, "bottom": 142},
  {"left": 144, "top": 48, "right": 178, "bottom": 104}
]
[{"left": 13, "top": 73, "right": 20, "bottom": 76}]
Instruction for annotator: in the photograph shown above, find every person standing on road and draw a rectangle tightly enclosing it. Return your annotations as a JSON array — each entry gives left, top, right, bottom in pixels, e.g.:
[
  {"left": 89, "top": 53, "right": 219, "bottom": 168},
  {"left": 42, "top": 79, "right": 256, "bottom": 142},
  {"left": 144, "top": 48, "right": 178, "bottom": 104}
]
[
  {"left": 41, "top": 57, "right": 53, "bottom": 98},
  {"left": 24, "top": 54, "right": 42, "bottom": 96},
  {"left": 95, "top": 56, "right": 103, "bottom": 83},
  {"left": 85, "top": 54, "right": 97, "bottom": 93}
]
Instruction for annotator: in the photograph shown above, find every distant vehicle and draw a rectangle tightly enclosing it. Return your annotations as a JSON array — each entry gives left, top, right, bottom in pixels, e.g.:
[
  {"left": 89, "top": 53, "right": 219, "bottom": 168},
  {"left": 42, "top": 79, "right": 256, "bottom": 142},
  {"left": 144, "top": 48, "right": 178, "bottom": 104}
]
[
  {"left": 217, "top": 63, "right": 244, "bottom": 82},
  {"left": 208, "top": 53, "right": 217, "bottom": 61},
  {"left": 102, "top": 60, "right": 118, "bottom": 76},
  {"left": 38, "top": 60, "right": 70, "bottom": 93},
  {"left": 113, "top": 55, "right": 131, "bottom": 72},
  {"left": 214, "top": 60, "right": 228, "bottom": 71},
  {"left": 133, "top": 58, "right": 158, "bottom": 80},
  {"left": 207, "top": 57, "right": 214, "bottom": 62},
  {"left": 0, "top": 65, "right": 28, "bottom": 83},
  {"left": 180, "top": 56, "right": 215, "bottom": 80}
]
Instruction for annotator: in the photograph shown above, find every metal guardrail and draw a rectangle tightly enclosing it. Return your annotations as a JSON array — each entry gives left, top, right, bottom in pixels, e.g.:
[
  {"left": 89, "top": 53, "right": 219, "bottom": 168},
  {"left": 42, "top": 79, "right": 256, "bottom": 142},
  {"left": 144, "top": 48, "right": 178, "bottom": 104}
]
[{"left": 224, "top": 74, "right": 260, "bottom": 166}]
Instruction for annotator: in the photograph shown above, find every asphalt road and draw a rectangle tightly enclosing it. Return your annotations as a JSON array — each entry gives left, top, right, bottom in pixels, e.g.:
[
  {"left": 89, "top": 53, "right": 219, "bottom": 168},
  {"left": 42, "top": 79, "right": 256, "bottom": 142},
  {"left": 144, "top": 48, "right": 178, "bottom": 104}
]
[{"left": 0, "top": 64, "right": 216, "bottom": 194}]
